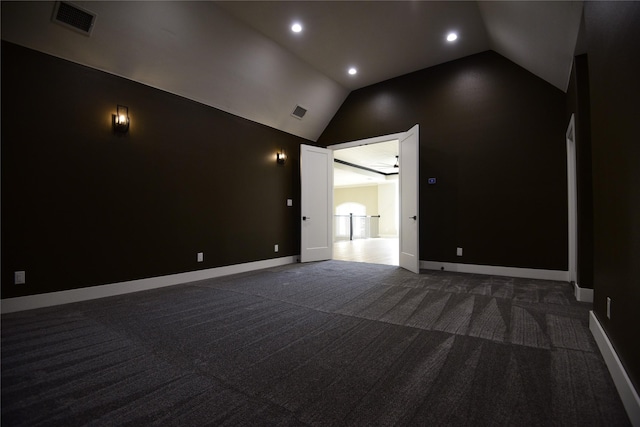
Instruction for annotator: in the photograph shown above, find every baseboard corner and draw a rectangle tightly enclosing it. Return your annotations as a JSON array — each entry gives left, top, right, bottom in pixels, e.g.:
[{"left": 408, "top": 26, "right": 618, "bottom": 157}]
[
  {"left": 589, "top": 311, "right": 640, "bottom": 426},
  {"left": 574, "top": 282, "right": 594, "bottom": 303}
]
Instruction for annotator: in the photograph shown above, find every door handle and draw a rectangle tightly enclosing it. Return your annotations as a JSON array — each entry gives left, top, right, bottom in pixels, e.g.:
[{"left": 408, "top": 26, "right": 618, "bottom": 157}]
[
  {"left": 410, "top": 215, "right": 417, "bottom": 220},
  {"left": 303, "top": 216, "right": 311, "bottom": 221}
]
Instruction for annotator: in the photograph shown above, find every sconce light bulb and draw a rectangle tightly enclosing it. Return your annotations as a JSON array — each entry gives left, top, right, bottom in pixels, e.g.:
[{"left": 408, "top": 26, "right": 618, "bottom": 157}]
[
  {"left": 118, "top": 115, "right": 126, "bottom": 124},
  {"left": 277, "top": 150, "right": 286, "bottom": 164}
]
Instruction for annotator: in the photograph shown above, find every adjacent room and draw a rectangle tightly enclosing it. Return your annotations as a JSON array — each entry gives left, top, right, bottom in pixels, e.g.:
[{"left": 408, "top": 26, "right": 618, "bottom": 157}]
[
  {"left": 333, "top": 139, "right": 399, "bottom": 266},
  {"left": 2, "top": 1, "right": 639, "bottom": 425}
]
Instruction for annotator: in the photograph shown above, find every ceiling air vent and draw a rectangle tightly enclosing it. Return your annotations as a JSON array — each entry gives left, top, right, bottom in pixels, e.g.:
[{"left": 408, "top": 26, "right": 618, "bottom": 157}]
[
  {"left": 291, "top": 105, "right": 308, "bottom": 120},
  {"left": 52, "top": 1, "right": 96, "bottom": 36}
]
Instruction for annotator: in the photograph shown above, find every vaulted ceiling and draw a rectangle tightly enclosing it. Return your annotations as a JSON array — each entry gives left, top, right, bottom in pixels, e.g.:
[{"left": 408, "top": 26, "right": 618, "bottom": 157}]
[{"left": 1, "top": 1, "right": 584, "bottom": 142}]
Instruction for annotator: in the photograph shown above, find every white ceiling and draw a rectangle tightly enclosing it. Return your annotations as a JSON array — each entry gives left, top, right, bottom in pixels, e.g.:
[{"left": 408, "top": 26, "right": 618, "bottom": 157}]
[
  {"left": 333, "top": 140, "right": 399, "bottom": 187},
  {"left": 1, "top": 1, "right": 584, "bottom": 143},
  {"left": 216, "top": 1, "right": 583, "bottom": 93},
  {"left": 1, "top": 1, "right": 348, "bottom": 141},
  {"left": 477, "top": 1, "right": 583, "bottom": 92},
  {"left": 334, "top": 140, "right": 399, "bottom": 174},
  {"left": 216, "top": 1, "right": 492, "bottom": 91}
]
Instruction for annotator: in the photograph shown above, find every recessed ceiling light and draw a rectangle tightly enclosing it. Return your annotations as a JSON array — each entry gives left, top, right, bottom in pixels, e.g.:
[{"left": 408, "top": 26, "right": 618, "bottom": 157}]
[
  {"left": 447, "top": 32, "right": 458, "bottom": 42},
  {"left": 291, "top": 22, "right": 302, "bottom": 33},
  {"left": 348, "top": 67, "right": 357, "bottom": 75}
]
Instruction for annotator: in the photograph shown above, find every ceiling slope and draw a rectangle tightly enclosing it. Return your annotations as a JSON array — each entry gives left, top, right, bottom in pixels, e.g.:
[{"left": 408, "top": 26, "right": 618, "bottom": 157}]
[
  {"left": 0, "top": 1, "right": 348, "bottom": 141},
  {"left": 1, "top": 1, "right": 584, "bottom": 142},
  {"left": 216, "top": 1, "right": 492, "bottom": 91},
  {"left": 478, "top": 1, "right": 584, "bottom": 91}
]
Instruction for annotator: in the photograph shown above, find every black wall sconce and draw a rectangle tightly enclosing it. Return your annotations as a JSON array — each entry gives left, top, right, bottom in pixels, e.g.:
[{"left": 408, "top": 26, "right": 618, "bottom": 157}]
[
  {"left": 277, "top": 149, "right": 286, "bottom": 165},
  {"left": 112, "top": 105, "right": 130, "bottom": 134}
]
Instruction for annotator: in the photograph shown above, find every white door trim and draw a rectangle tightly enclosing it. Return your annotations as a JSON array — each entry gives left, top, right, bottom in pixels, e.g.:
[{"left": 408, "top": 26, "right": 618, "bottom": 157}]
[
  {"left": 398, "top": 125, "right": 420, "bottom": 273},
  {"left": 328, "top": 131, "right": 406, "bottom": 151},
  {"left": 327, "top": 125, "right": 420, "bottom": 273},
  {"left": 566, "top": 114, "right": 578, "bottom": 284},
  {"left": 300, "top": 144, "right": 334, "bottom": 262}
]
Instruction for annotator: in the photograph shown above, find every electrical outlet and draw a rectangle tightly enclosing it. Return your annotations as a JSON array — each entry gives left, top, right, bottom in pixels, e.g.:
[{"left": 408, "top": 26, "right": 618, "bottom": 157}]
[
  {"left": 197, "top": 252, "right": 204, "bottom": 262},
  {"left": 456, "top": 247, "right": 463, "bottom": 256},
  {"left": 274, "top": 244, "right": 279, "bottom": 252},
  {"left": 606, "top": 297, "right": 611, "bottom": 319},
  {"left": 14, "top": 271, "right": 26, "bottom": 285}
]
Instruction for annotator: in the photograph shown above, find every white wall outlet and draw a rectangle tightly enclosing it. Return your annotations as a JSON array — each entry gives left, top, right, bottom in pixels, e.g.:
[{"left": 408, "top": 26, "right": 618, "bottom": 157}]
[
  {"left": 197, "top": 252, "right": 204, "bottom": 262},
  {"left": 274, "top": 244, "right": 279, "bottom": 252},
  {"left": 14, "top": 271, "right": 26, "bottom": 285},
  {"left": 456, "top": 247, "right": 463, "bottom": 256},
  {"left": 606, "top": 296, "right": 611, "bottom": 319},
  {"left": 287, "top": 199, "right": 293, "bottom": 207}
]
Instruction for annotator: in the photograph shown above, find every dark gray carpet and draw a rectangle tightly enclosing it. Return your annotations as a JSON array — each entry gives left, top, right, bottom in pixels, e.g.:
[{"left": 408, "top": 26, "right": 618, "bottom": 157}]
[{"left": 1, "top": 260, "right": 631, "bottom": 426}]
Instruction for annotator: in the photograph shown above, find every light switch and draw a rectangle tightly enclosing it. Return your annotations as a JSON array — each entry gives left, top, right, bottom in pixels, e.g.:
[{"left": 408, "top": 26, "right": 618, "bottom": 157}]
[
  {"left": 15, "top": 271, "right": 25, "bottom": 284},
  {"left": 287, "top": 199, "right": 293, "bottom": 207}
]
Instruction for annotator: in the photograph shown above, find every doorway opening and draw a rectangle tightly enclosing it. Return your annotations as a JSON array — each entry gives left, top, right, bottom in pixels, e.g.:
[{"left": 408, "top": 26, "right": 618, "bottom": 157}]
[
  {"left": 301, "top": 125, "right": 418, "bottom": 272},
  {"left": 331, "top": 139, "right": 400, "bottom": 266}
]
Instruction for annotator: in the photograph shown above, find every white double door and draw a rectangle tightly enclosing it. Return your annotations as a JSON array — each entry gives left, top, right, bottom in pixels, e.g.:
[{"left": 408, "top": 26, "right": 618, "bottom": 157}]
[{"left": 300, "top": 125, "right": 420, "bottom": 273}]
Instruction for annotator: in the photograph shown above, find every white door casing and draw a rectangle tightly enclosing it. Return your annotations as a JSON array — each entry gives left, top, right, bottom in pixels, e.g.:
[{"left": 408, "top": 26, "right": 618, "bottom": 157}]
[
  {"left": 566, "top": 114, "right": 577, "bottom": 283},
  {"left": 300, "top": 144, "right": 333, "bottom": 262},
  {"left": 399, "top": 125, "right": 420, "bottom": 273},
  {"left": 326, "top": 125, "right": 420, "bottom": 273}
]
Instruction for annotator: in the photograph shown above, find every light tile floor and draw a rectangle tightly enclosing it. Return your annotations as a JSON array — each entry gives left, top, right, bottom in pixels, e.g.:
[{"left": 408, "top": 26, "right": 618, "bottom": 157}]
[{"left": 333, "top": 237, "right": 399, "bottom": 266}]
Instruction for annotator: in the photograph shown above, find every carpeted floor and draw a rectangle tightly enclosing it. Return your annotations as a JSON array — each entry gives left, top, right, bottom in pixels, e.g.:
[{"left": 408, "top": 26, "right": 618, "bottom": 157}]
[{"left": 1, "top": 260, "right": 631, "bottom": 426}]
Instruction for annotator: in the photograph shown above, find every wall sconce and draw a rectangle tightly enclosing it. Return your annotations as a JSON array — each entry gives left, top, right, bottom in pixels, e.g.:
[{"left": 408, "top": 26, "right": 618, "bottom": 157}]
[
  {"left": 112, "top": 105, "right": 130, "bottom": 134},
  {"left": 277, "top": 149, "right": 286, "bottom": 165}
]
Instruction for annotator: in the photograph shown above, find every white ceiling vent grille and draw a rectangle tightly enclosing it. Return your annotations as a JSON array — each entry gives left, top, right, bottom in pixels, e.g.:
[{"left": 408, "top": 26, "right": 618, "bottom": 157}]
[
  {"left": 52, "top": 2, "right": 96, "bottom": 36},
  {"left": 291, "top": 105, "right": 307, "bottom": 120}
]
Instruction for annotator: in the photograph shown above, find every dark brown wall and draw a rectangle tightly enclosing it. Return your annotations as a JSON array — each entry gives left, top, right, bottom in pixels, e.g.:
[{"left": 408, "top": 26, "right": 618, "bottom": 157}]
[
  {"left": 566, "top": 54, "right": 594, "bottom": 289},
  {"left": 319, "top": 51, "right": 568, "bottom": 270},
  {"left": 584, "top": 1, "right": 640, "bottom": 391},
  {"left": 1, "top": 41, "right": 305, "bottom": 299}
]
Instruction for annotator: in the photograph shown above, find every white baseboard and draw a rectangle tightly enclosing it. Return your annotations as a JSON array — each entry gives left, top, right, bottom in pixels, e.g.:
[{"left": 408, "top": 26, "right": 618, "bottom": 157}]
[
  {"left": 421, "top": 260, "right": 569, "bottom": 282},
  {"left": 1, "top": 256, "right": 298, "bottom": 314},
  {"left": 589, "top": 311, "right": 640, "bottom": 426},
  {"left": 574, "top": 282, "right": 594, "bottom": 303}
]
